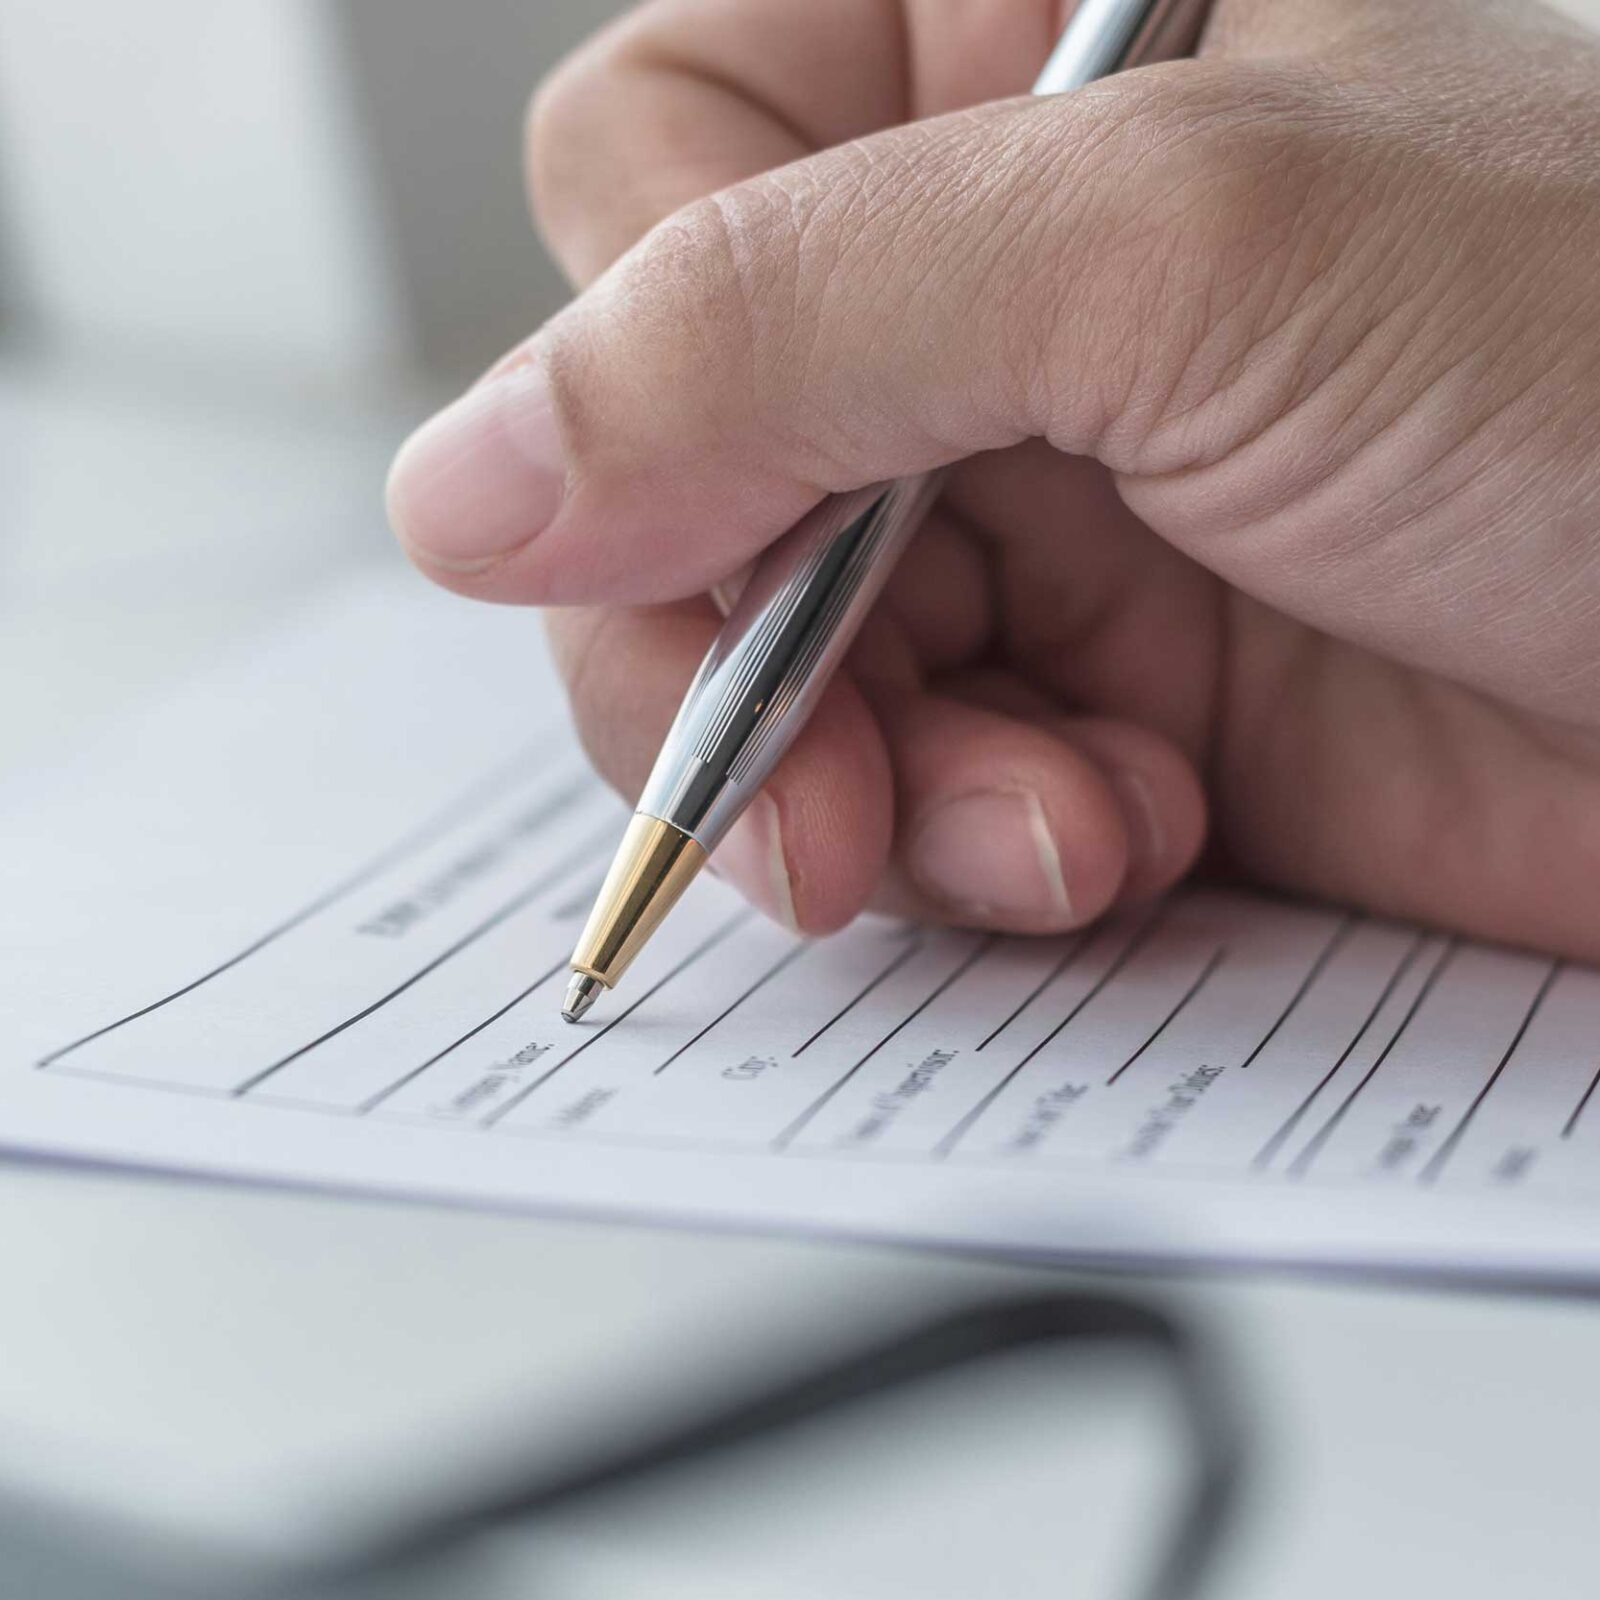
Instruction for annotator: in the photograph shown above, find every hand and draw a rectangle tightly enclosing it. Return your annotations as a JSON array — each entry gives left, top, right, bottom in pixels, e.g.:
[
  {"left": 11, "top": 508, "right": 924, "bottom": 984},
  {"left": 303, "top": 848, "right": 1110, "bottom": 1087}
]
[{"left": 386, "top": 0, "right": 1600, "bottom": 962}]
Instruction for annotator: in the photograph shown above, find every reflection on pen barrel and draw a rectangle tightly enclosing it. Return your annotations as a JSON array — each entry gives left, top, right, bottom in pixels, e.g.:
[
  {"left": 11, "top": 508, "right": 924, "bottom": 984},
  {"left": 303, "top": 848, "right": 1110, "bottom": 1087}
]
[
  {"left": 637, "top": 472, "right": 943, "bottom": 852},
  {"left": 562, "top": 478, "right": 939, "bottom": 1014}
]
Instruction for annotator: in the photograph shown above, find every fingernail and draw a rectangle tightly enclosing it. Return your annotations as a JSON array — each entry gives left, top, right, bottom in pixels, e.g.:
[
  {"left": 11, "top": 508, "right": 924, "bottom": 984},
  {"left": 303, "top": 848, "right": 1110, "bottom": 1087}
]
[
  {"left": 711, "top": 795, "right": 797, "bottom": 930},
  {"left": 908, "top": 789, "right": 1073, "bottom": 921},
  {"left": 386, "top": 362, "right": 567, "bottom": 572},
  {"left": 1110, "top": 768, "right": 1164, "bottom": 876}
]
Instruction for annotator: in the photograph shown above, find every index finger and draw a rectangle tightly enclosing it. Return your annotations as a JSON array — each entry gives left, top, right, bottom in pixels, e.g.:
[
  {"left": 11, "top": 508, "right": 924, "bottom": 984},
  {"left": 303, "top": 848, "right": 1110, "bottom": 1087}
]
[{"left": 527, "top": 0, "right": 1068, "bottom": 285}]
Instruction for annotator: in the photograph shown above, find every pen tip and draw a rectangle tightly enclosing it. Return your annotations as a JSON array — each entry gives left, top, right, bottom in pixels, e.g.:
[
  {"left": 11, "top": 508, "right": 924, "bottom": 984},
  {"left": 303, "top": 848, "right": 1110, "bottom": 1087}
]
[{"left": 562, "top": 972, "right": 601, "bottom": 1024}]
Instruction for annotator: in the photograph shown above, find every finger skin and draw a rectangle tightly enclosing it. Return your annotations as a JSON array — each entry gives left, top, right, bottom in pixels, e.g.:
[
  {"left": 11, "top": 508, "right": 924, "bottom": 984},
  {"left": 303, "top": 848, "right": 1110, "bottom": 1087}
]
[
  {"left": 394, "top": 65, "right": 1326, "bottom": 601},
  {"left": 390, "top": 0, "right": 1600, "bottom": 967},
  {"left": 397, "top": 0, "right": 1600, "bottom": 726},
  {"left": 526, "top": 0, "right": 1083, "bottom": 286},
  {"left": 527, "top": 0, "right": 909, "bottom": 285}
]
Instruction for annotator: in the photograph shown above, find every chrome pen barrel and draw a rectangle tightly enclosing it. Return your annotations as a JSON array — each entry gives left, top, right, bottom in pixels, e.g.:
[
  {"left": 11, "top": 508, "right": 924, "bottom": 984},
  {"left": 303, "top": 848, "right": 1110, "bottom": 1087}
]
[{"left": 636, "top": 472, "right": 943, "bottom": 850}]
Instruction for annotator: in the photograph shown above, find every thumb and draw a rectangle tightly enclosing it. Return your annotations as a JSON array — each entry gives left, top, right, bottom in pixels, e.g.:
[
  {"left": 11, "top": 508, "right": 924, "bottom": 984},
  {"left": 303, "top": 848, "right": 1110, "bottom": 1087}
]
[{"left": 388, "top": 61, "right": 1321, "bottom": 604}]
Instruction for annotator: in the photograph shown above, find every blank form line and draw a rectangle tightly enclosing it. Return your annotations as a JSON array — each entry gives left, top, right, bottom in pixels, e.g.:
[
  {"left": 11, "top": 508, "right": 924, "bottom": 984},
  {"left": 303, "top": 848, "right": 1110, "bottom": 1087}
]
[
  {"left": 1288, "top": 938, "right": 1458, "bottom": 1179},
  {"left": 1237, "top": 916, "right": 1357, "bottom": 1070},
  {"left": 932, "top": 912, "right": 1165, "bottom": 1158},
  {"left": 1563, "top": 1060, "right": 1600, "bottom": 1139},
  {"left": 653, "top": 944, "right": 810, "bottom": 1075},
  {"left": 357, "top": 956, "right": 572, "bottom": 1114},
  {"left": 39, "top": 1063, "right": 235, "bottom": 1100},
  {"left": 36, "top": 755, "right": 573, "bottom": 1070},
  {"left": 1421, "top": 960, "right": 1563, "bottom": 1184},
  {"left": 232, "top": 817, "right": 617, "bottom": 1096},
  {"left": 792, "top": 937, "right": 923, "bottom": 1058},
  {"left": 1253, "top": 934, "right": 1426, "bottom": 1171},
  {"left": 1104, "top": 947, "right": 1227, "bottom": 1086},
  {"left": 773, "top": 937, "right": 994, "bottom": 1150},
  {"left": 482, "top": 912, "right": 750, "bottom": 1127},
  {"left": 1004, "top": 909, "right": 1169, "bottom": 1082},
  {"left": 975, "top": 935, "right": 1088, "bottom": 1052}
]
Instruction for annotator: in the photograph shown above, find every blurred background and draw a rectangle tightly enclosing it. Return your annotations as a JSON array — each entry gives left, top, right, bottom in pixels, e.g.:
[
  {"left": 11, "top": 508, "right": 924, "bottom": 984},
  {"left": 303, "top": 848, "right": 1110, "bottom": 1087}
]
[
  {"left": 0, "top": 0, "right": 623, "bottom": 770},
  {"left": 9, "top": 5, "right": 1600, "bottom": 1597}
]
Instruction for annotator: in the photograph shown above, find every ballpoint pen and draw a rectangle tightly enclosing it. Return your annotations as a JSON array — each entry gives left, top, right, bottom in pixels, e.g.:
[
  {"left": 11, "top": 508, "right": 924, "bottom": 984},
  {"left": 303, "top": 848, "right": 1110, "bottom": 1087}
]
[{"left": 562, "top": 0, "right": 1214, "bottom": 1022}]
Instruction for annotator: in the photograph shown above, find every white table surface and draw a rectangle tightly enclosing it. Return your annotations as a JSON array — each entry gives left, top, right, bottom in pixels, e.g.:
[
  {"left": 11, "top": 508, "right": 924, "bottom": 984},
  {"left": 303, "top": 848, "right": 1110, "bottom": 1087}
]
[{"left": 5, "top": 356, "right": 1600, "bottom": 1600}]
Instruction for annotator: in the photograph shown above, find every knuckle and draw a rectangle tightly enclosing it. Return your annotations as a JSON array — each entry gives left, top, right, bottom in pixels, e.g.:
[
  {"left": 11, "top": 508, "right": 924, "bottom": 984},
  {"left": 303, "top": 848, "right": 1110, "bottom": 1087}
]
[
  {"left": 541, "top": 105, "right": 1061, "bottom": 478},
  {"left": 648, "top": 189, "right": 772, "bottom": 350},
  {"left": 700, "top": 175, "right": 824, "bottom": 408},
  {"left": 1094, "top": 61, "right": 1334, "bottom": 224},
  {"left": 701, "top": 128, "right": 1017, "bottom": 473},
  {"left": 616, "top": 190, "right": 771, "bottom": 410},
  {"left": 547, "top": 169, "right": 846, "bottom": 474}
]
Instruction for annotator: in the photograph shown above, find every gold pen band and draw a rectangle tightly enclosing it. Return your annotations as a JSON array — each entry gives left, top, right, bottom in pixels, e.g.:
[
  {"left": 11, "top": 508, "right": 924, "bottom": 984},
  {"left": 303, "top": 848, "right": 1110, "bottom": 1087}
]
[{"left": 569, "top": 814, "right": 708, "bottom": 990}]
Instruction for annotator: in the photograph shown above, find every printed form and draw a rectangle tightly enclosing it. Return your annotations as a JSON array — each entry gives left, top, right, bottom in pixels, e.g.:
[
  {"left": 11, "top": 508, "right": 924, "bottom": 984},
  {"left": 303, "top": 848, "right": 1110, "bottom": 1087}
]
[{"left": 6, "top": 574, "right": 1600, "bottom": 1282}]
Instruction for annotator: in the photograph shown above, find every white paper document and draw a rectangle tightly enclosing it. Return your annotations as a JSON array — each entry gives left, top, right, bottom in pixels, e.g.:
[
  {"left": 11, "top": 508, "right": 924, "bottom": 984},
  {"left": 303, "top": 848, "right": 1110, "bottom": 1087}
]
[{"left": 6, "top": 573, "right": 1600, "bottom": 1282}]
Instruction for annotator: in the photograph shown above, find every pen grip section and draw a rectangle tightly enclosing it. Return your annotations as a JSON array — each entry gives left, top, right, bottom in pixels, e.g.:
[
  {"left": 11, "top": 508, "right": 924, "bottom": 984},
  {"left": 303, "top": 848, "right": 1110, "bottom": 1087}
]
[{"left": 638, "top": 472, "right": 942, "bottom": 847}]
